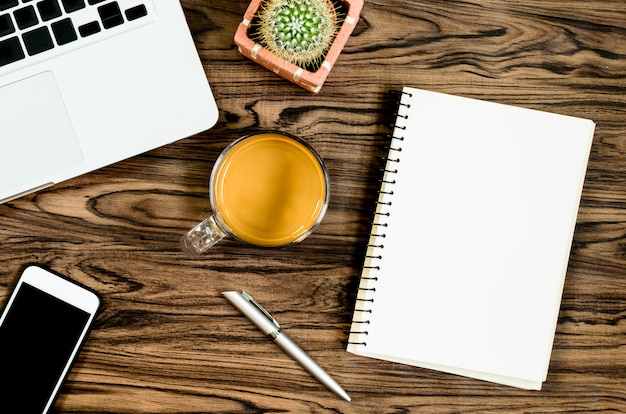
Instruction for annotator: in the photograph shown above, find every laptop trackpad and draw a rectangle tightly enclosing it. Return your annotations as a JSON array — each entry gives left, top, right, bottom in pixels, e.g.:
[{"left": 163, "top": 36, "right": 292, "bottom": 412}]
[{"left": 0, "top": 71, "right": 83, "bottom": 194}]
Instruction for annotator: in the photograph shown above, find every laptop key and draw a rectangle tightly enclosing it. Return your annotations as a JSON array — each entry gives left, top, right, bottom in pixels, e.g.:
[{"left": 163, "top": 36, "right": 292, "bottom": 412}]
[
  {"left": 0, "top": 36, "right": 24, "bottom": 66},
  {"left": 0, "top": 0, "right": 18, "bottom": 12},
  {"left": 61, "top": 0, "right": 85, "bottom": 13},
  {"left": 0, "top": 13, "right": 14, "bottom": 37},
  {"left": 98, "top": 2, "right": 123, "bottom": 29},
  {"left": 14, "top": 5, "right": 38, "bottom": 30},
  {"left": 125, "top": 4, "right": 146, "bottom": 21},
  {"left": 78, "top": 20, "right": 99, "bottom": 37},
  {"left": 37, "top": 0, "right": 62, "bottom": 22},
  {"left": 51, "top": 17, "right": 77, "bottom": 45},
  {"left": 23, "top": 26, "right": 54, "bottom": 55}
]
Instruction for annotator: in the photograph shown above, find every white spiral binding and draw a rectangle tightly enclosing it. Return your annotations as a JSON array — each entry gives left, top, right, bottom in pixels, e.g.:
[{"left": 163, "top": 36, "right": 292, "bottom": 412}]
[{"left": 348, "top": 90, "right": 412, "bottom": 348}]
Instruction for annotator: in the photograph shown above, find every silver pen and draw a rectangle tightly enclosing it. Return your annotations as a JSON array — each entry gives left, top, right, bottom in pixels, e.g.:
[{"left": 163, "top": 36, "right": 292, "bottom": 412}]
[{"left": 222, "top": 291, "right": 351, "bottom": 402}]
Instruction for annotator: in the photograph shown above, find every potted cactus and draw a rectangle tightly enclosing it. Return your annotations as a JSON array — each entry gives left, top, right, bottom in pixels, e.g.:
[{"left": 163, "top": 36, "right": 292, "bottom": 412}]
[{"left": 234, "top": 0, "right": 363, "bottom": 93}]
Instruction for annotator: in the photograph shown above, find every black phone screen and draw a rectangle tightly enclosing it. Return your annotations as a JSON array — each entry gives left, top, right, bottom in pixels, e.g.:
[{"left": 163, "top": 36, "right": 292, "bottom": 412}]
[{"left": 0, "top": 282, "right": 90, "bottom": 413}]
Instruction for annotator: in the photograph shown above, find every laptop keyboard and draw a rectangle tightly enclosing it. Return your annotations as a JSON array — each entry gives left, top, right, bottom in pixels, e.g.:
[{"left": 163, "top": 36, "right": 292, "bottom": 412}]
[{"left": 0, "top": 0, "right": 153, "bottom": 72}]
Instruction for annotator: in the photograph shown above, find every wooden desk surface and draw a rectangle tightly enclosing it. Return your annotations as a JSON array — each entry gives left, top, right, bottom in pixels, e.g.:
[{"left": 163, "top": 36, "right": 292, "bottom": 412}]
[{"left": 1, "top": 0, "right": 624, "bottom": 412}]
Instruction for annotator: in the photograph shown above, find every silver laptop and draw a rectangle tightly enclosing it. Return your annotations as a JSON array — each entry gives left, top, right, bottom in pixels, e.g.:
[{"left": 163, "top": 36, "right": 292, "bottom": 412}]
[{"left": 0, "top": 0, "right": 219, "bottom": 204}]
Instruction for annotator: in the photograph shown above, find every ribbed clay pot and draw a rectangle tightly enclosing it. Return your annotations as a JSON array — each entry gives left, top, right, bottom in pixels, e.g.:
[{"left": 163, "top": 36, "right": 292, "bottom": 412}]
[{"left": 234, "top": 0, "right": 364, "bottom": 93}]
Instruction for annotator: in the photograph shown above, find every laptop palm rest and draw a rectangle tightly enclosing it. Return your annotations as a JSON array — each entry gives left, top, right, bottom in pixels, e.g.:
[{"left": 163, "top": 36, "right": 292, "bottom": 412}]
[{"left": 0, "top": 71, "right": 83, "bottom": 201}]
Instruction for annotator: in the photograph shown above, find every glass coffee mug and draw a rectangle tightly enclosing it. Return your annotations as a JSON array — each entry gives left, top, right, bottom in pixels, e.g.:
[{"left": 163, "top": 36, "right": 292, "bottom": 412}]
[{"left": 180, "top": 131, "right": 330, "bottom": 257}]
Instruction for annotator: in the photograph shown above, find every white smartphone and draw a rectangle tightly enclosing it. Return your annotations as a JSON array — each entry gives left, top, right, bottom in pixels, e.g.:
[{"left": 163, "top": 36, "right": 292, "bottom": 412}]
[{"left": 0, "top": 265, "right": 101, "bottom": 413}]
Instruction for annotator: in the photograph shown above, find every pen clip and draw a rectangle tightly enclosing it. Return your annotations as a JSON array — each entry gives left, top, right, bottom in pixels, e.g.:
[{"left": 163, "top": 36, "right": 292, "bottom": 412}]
[{"left": 241, "top": 291, "right": 281, "bottom": 330}]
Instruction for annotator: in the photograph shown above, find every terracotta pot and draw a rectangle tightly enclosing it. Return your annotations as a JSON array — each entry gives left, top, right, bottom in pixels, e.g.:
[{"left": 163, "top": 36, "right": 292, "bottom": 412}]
[{"left": 234, "top": 0, "right": 364, "bottom": 93}]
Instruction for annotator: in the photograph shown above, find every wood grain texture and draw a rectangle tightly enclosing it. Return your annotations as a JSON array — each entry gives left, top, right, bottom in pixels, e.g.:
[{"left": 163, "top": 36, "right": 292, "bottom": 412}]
[{"left": 1, "top": 0, "right": 624, "bottom": 412}]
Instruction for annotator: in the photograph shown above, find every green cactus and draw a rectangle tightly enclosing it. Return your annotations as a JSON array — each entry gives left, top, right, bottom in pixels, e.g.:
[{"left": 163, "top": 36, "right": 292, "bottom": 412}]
[{"left": 254, "top": 0, "right": 340, "bottom": 71}]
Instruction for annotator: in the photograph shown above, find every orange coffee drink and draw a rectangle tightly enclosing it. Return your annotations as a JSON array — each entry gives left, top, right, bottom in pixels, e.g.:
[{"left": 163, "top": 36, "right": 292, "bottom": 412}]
[{"left": 180, "top": 132, "right": 329, "bottom": 257}]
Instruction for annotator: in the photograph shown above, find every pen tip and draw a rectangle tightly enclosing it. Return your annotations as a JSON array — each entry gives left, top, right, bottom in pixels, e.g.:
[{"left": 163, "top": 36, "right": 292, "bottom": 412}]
[{"left": 337, "top": 389, "right": 351, "bottom": 402}]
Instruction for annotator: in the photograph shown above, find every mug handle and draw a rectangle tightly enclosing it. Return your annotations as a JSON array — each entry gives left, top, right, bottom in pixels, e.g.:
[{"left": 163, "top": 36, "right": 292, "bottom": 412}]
[{"left": 180, "top": 215, "right": 227, "bottom": 257}]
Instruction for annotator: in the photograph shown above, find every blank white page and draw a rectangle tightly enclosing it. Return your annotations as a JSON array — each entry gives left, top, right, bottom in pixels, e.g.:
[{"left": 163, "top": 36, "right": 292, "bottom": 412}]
[{"left": 348, "top": 87, "right": 595, "bottom": 389}]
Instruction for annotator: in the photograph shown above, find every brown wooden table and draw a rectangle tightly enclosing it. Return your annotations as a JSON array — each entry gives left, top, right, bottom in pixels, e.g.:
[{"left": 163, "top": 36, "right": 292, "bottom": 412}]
[{"left": 1, "top": 1, "right": 624, "bottom": 412}]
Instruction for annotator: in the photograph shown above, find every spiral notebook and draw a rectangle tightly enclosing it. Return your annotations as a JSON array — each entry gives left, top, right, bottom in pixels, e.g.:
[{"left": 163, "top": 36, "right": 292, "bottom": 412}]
[{"left": 347, "top": 87, "right": 595, "bottom": 390}]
